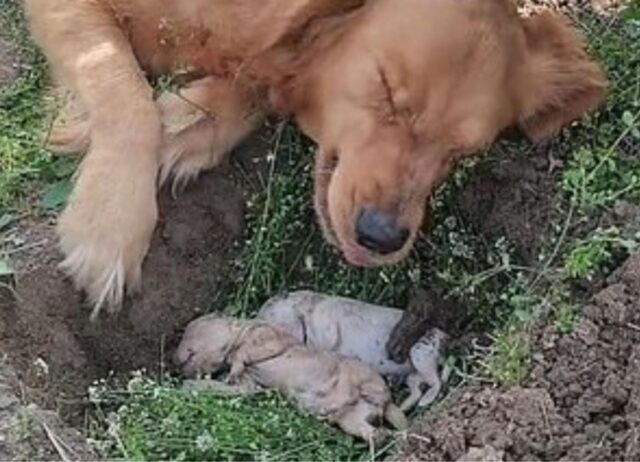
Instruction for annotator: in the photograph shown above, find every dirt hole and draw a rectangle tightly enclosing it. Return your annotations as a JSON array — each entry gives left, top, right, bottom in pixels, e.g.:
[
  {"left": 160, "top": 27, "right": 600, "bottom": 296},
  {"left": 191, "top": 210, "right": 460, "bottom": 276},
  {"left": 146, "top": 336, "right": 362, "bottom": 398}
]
[{"left": 0, "top": 141, "right": 271, "bottom": 422}]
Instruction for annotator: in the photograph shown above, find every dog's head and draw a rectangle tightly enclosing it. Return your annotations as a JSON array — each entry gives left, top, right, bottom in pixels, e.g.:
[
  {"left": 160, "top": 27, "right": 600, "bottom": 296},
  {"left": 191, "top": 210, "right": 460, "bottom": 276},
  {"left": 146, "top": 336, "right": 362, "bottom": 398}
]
[
  {"left": 269, "top": 0, "right": 606, "bottom": 266},
  {"left": 174, "top": 314, "right": 241, "bottom": 377}
]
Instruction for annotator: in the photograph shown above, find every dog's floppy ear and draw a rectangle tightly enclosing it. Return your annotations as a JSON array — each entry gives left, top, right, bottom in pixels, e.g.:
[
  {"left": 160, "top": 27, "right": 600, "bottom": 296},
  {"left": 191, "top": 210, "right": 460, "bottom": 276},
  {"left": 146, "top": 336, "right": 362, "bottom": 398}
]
[
  {"left": 516, "top": 12, "right": 607, "bottom": 142},
  {"left": 262, "top": 3, "right": 364, "bottom": 115}
]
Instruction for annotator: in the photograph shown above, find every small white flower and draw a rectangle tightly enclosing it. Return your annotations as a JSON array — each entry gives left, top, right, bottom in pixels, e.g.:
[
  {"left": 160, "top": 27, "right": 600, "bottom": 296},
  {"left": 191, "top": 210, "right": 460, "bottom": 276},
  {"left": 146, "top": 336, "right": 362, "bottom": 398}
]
[
  {"left": 304, "top": 255, "right": 314, "bottom": 272},
  {"left": 33, "top": 357, "right": 49, "bottom": 375},
  {"left": 195, "top": 431, "right": 215, "bottom": 451},
  {"left": 408, "top": 268, "right": 421, "bottom": 283}
]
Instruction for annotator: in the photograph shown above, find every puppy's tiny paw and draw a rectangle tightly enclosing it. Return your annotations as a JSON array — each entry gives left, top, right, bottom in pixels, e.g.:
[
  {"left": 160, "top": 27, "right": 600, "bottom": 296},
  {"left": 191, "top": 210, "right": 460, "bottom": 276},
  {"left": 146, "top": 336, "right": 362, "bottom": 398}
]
[{"left": 226, "top": 363, "right": 245, "bottom": 384}]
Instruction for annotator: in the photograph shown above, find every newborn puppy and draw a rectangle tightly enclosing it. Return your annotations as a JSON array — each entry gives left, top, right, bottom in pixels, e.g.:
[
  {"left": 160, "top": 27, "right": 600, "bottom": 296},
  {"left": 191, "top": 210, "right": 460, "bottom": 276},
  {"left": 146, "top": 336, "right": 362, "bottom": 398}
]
[
  {"left": 174, "top": 314, "right": 407, "bottom": 441},
  {"left": 257, "top": 291, "right": 449, "bottom": 410}
]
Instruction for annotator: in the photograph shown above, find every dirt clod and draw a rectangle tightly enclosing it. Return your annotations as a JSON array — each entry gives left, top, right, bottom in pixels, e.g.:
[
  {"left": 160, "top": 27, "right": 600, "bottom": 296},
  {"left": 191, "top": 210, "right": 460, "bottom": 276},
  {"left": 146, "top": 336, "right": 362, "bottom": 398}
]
[{"left": 458, "top": 445, "right": 505, "bottom": 462}]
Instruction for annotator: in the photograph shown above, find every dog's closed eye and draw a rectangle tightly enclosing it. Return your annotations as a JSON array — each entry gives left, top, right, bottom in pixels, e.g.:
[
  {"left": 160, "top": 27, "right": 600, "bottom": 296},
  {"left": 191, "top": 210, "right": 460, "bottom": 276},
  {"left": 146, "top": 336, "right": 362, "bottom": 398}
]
[{"left": 376, "top": 65, "right": 398, "bottom": 121}]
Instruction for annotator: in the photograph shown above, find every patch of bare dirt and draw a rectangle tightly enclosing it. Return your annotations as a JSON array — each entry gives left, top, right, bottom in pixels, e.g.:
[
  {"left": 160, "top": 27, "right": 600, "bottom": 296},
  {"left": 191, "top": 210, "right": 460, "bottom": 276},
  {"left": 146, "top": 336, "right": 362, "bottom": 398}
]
[
  {"left": 457, "top": 147, "right": 558, "bottom": 265},
  {"left": 0, "top": 165, "right": 249, "bottom": 422},
  {"left": 0, "top": 358, "right": 95, "bottom": 461},
  {"left": 0, "top": 35, "right": 19, "bottom": 86},
  {"left": 396, "top": 251, "right": 640, "bottom": 462}
]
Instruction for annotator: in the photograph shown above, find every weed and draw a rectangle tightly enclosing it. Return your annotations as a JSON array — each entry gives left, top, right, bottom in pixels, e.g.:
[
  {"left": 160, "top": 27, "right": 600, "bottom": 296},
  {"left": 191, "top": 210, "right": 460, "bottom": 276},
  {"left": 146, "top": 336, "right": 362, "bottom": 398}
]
[
  {"left": 0, "top": 1, "right": 67, "bottom": 213},
  {"left": 562, "top": 144, "right": 640, "bottom": 211},
  {"left": 88, "top": 374, "right": 376, "bottom": 462},
  {"left": 553, "top": 302, "right": 580, "bottom": 334},
  {"left": 564, "top": 226, "right": 639, "bottom": 280},
  {"left": 480, "top": 325, "right": 531, "bottom": 386}
]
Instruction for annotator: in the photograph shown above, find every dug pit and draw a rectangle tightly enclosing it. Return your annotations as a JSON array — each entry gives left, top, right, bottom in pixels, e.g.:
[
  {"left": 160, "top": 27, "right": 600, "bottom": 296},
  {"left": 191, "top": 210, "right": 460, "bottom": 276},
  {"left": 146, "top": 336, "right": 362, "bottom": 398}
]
[
  {"left": 0, "top": 128, "right": 565, "bottom": 430},
  {"left": 0, "top": 162, "right": 250, "bottom": 422}
]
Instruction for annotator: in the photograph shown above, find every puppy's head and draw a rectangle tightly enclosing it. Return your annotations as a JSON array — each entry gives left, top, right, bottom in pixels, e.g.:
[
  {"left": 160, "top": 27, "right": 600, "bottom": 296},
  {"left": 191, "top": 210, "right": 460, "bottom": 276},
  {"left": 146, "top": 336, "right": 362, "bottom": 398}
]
[
  {"left": 271, "top": 0, "right": 606, "bottom": 266},
  {"left": 174, "top": 314, "right": 241, "bottom": 377}
]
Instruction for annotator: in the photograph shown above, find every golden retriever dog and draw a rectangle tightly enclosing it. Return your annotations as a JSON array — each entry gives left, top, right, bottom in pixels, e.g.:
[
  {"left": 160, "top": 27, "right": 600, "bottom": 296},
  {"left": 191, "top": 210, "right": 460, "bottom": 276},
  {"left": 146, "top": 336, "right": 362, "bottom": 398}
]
[
  {"left": 174, "top": 314, "right": 408, "bottom": 441},
  {"left": 25, "top": 0, "right": 606, "bottom": 316}
]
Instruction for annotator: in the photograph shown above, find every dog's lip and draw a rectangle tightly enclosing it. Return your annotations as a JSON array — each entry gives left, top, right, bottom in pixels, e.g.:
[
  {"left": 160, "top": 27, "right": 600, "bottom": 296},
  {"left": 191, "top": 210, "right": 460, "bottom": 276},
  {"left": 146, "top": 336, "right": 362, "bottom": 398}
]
[
  {"left": 314, "top": 155, "right": 340, "bottom": 247},
  {"left": 342, "top": 242, "right": 376, "bottom": 266}
]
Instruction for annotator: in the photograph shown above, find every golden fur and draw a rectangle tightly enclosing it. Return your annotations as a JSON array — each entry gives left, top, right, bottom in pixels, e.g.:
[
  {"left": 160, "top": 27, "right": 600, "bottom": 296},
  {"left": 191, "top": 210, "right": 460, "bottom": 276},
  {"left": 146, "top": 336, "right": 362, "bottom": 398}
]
[{"left": 25, "top": 0, "right": 606, "bottom": 316}]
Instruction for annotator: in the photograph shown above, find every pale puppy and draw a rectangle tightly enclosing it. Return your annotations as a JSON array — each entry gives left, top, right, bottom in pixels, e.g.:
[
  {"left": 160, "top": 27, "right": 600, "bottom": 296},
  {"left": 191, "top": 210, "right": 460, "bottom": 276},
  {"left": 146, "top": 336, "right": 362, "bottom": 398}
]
[
  {"left": 174, "top": 314, "right": 407, "bottom": 441},
  {"left": 258, "top": 291, "right": 449, "bottom": 410}
]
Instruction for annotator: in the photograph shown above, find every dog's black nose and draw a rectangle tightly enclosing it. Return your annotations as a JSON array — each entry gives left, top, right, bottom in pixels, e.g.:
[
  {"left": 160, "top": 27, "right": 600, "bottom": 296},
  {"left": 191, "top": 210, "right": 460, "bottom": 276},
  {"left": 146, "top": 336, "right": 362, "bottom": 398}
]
[{"left": 355, "top": 209, "right": 409, "bottom": 255}]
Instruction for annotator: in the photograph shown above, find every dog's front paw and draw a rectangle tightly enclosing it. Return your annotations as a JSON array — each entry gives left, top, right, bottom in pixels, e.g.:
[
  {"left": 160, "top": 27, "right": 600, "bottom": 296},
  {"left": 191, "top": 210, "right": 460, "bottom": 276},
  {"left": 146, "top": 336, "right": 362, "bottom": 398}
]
[{"left": 58, "top": 151, "right": 158, "bottom": 319}]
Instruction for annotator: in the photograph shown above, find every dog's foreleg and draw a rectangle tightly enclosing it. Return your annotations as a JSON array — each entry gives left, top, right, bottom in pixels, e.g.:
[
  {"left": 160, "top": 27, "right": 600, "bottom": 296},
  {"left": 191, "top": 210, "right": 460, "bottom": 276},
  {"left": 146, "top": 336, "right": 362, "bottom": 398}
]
[
  {"left": 25, "top": 0, "right": 162, "bottom": 318},
  {"left": 157, "top": 76, "right": 265, "bottom": 192}
]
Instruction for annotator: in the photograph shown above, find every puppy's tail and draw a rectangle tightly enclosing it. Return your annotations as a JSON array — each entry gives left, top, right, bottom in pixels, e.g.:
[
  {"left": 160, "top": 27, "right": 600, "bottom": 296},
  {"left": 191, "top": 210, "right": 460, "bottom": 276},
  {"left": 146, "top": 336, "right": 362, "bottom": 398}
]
[{"left": 384, "top": 403, "right": 408, "bottom": 430}]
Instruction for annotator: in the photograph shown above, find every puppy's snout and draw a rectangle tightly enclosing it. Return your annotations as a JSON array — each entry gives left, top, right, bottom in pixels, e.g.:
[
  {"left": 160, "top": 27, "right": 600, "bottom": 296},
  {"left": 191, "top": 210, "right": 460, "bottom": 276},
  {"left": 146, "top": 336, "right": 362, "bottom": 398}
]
[{"left": 355, "top": 208, "right": 409, "bottom": 255}]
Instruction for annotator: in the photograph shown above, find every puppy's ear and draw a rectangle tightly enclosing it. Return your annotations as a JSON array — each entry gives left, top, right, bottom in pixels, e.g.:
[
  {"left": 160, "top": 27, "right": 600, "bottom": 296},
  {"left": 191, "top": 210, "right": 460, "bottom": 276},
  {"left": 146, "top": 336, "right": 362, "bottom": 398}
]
[
  {"left": 517, "top": 12, "right": 607, "bottom": 142},
  {"left": 230, "top": 325, "right": 296, "bottom": 367}
]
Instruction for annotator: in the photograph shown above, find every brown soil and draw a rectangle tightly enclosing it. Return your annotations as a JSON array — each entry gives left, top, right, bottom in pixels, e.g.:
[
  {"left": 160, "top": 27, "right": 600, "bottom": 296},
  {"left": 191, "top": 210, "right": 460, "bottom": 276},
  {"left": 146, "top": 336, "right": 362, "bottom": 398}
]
[
  {"left": 396, "top": 251, "right": 640, "bottom": 462},
  {"left": 457, "top": 145, "right": 558, "bottom": 266},
  {"left": 0, "top": 167, "right": 248, "bottom": 421},
  {"left": 0, "top": 35, "right": 19, "bottom": 86},
  {"left": 0, "top": 357, "right": 96, "bottom": 460}
]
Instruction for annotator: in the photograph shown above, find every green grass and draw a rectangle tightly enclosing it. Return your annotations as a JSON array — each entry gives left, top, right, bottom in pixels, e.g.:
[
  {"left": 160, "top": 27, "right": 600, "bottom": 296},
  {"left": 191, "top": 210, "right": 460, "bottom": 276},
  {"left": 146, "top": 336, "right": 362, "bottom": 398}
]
[
  {"left": 88, "top": 375, "right": 377, "bottom": 462},
  {"left": 564, "top": 226, "right": 639, "bottom": 280},
  {"left": 0, "top": 0, "right": 72, "bottom": 215},
  {"left": 0, "top": 3, "right": 639, "bottom": 460}
]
